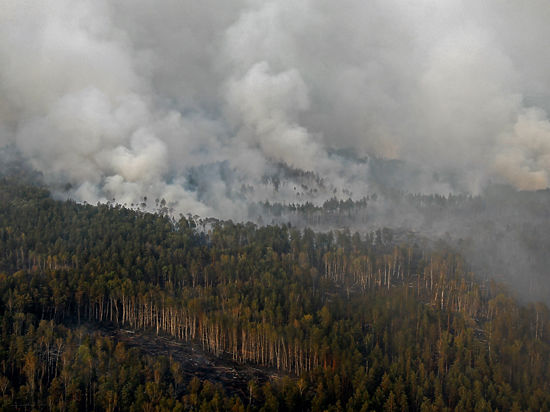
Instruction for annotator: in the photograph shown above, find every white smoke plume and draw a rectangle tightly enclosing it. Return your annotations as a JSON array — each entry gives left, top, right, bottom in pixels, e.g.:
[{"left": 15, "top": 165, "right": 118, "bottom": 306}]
[{"left": 2, "top": 0, "right": 550, "bottom": 217}]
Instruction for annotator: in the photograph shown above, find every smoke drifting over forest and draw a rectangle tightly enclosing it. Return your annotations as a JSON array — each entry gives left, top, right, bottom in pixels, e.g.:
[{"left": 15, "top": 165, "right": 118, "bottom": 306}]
[{"left": 2, "top": 0, "right": 550, "bottom": 218}]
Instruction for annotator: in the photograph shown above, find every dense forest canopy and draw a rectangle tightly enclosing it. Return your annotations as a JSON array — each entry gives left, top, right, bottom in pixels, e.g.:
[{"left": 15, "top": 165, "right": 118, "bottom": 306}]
[
  {"left": 0, "top": 177, "right": 550, "bottom": 411},
  {"left": 3, "top": 1, "right": 550, "bottom": 410},
  {"left": 257, "top": 184, "right": 550, "bottom": 304}
]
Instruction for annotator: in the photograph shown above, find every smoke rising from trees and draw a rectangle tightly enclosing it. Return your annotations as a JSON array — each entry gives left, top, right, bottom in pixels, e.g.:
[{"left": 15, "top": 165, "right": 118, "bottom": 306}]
[{"left": 2, "top": 0, "right": 550, "bottom": 217}]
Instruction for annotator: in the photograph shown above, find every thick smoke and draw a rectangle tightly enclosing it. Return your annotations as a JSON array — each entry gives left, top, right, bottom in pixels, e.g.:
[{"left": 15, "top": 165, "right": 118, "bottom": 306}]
[{"left": 2, "top": 0, "right": 550, "bottom": 216}]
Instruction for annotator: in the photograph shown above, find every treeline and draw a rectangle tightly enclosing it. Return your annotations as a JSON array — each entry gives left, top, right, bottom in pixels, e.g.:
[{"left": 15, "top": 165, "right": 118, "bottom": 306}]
[
  {"left": 1, "top": 178, "right": 550, "bottom": 411},
  {"left": 260, "top": 186, "right": 550, "bottom": 303}
]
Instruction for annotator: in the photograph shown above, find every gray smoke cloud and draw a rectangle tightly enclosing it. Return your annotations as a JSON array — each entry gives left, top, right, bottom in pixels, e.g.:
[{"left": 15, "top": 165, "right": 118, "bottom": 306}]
[{"left": 2, "top": 0, "right": 550, "bottom": 217}]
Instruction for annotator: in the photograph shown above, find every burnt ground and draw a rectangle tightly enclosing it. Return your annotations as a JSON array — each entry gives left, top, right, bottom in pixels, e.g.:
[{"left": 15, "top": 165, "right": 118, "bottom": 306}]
[{"left": 97, "top": 325, "right": 284, "bottom": 399}]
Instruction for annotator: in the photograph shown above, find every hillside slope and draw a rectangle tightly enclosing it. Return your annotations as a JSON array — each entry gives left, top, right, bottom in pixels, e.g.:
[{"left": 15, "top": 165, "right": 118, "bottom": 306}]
[{"left": 0, "top": 178, "right": 549, "bottom": 411}]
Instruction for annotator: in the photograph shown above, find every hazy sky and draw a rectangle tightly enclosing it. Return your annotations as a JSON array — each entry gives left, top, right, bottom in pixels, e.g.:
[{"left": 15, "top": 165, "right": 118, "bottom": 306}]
[{"left": 2, "top": 0, "right": 550, "bottom": 217}]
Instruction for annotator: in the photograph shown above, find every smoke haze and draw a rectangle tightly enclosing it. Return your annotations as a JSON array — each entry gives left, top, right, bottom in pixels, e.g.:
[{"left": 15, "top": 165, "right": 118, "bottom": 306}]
[{"left": 2, "top": 0, "right": 550, "bottom": 217}]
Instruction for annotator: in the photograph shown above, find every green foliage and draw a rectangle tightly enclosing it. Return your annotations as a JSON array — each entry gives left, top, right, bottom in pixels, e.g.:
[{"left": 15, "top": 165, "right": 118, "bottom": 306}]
[{"left": 0, "top": 178, "right": 549, "bottom": 411}]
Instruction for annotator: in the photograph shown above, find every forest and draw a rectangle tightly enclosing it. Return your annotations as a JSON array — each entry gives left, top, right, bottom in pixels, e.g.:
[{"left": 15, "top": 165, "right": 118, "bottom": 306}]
[
  {"left": 1, "top": 177, "right": 550, "bottom": 411},
  {"left": 258, "top": 184, "right": 550, "bottom": 303}
]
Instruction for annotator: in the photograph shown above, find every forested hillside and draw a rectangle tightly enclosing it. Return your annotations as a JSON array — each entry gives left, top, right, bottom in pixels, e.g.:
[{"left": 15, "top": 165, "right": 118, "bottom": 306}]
[
  {"left": 259, "top": 186, "right": 550, "bottom": 303},
  {"left": 1, "top": 178, "right": 550, "bottom": 411}
]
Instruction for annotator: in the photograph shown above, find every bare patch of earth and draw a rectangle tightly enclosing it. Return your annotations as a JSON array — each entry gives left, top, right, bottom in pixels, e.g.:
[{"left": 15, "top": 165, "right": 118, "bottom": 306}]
[{"left": 98, "top": 325, "right": 284, "bottom": 399}]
